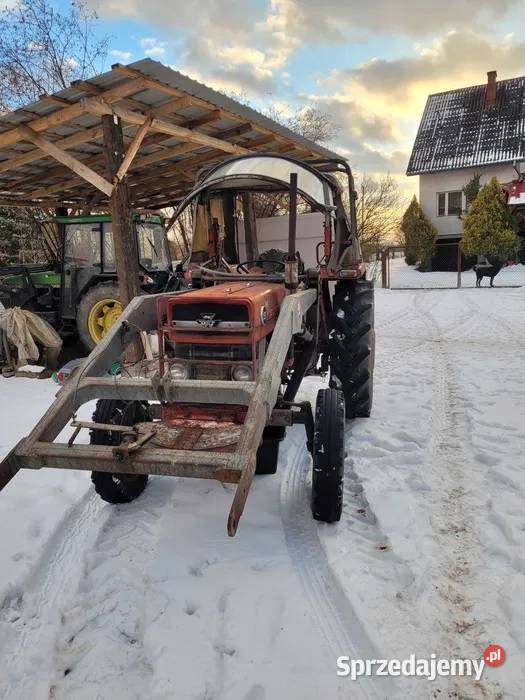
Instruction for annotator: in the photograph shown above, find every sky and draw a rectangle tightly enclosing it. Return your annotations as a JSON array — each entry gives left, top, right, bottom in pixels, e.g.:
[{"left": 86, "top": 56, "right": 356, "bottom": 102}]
[{"left": 76, "top": 0, "right": 525, "bottom": 199}]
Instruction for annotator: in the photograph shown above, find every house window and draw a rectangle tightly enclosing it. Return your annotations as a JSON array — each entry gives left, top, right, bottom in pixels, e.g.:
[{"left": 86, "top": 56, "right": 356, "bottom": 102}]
[
  {"left": 437, "top": 192, "right": 446, "bottom": 216},
  {"left": 437, "top": 191, "right": 463, "bottom": 216},
  {"left": 448, "top": 191, "right": 463, "bottom": 216}
]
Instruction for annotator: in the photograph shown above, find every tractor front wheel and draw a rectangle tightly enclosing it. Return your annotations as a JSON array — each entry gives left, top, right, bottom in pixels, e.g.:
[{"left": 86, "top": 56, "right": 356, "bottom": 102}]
[
  {"left": 90, "top": 399, "right": 151, "bottom": 504},
  {"left": 311, "top": 388, "right": 345, "bottom": 523},
  {"left": 77, "top": 283, "right": 123, "bottom": 351}
]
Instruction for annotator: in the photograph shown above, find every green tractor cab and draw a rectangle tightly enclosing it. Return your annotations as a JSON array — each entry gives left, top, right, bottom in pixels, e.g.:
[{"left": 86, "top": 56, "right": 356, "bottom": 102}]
[{"left": 0, "top": 213, "right": 175, "bottom": 350}]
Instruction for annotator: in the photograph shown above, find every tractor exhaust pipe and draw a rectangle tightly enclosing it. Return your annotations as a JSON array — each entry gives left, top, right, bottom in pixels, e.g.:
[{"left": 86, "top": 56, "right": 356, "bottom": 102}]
[{"left": 285, "top": 172, "right": 299, "bottom": 291}]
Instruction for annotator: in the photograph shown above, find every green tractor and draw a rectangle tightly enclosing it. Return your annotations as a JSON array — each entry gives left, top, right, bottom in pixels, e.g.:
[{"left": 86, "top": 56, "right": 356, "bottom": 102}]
[{"left": 0, "top": 214, "right": 176, "bottom": 350}]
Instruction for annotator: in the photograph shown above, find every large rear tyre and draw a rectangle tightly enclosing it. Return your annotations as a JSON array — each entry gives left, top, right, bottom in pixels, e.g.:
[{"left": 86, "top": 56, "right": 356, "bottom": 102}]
[
  {"left": 311, "top": 388, "right": 345, "bottom": 523},
  {"left": 77, "top": 283, "right": 123, "bottom": 351},
  {"left": 329, "top": 279, "right": 375, "bottom": 418},
  {"left": 90, "top": 399, "right": 151, "bottom": 504}
]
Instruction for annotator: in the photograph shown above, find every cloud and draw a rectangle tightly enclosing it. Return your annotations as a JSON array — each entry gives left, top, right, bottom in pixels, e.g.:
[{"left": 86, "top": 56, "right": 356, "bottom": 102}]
[
  {"left": 87, "top": 0, "right": 297, "bottom": 95},
  {"left": 259, "top": 0, "right": 520, "bottom": 41},
  {"left": 110, "top": 49, "right": 133, "bottom": 61},
  {"left": 140, "top": 37, "right": 167, "bottom": 58},
  {"left": 350, "top": 31, "right": 525, "bottom": 101}
]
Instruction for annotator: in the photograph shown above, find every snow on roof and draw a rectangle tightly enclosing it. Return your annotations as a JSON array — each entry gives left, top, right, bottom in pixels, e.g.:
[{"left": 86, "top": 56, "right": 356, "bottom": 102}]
[{"left": 407, "top": 76, "right": 525, "bottom": 175}]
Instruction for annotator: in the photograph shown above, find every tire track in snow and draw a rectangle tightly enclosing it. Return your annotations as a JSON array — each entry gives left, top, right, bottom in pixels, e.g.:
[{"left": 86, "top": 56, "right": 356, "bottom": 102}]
[
  {"left": 49, "top": 479, "right": 176, "bottom": 699},
  {"left": 0, "top": 489, "right": 109, "bottom": 700},
  {"left": 414, "top": 293, "right": 501, "bottom": 700},
  {"left": 280, "top": 431, "right": 393, "bottom": 700}
]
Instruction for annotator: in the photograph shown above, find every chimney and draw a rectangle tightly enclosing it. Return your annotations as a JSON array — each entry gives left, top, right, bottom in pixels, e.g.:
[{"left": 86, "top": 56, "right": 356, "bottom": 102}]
[{"left": 486, "top": 70, "right": 497, "bottom": 106}]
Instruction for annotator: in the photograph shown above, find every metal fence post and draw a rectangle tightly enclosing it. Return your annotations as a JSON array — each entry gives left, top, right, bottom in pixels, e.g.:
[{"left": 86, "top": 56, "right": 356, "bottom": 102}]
[
  {"left": 457, "top": 243, "right": 462, "bottom": 288},
  {"left": 381, "top": 249, "right": 388, "bottom": 288}
]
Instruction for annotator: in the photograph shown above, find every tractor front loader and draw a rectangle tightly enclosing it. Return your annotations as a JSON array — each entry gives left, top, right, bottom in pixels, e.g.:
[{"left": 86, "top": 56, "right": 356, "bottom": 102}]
[{"left": 0, "top": 154, "right": 374, "bottom": 536}]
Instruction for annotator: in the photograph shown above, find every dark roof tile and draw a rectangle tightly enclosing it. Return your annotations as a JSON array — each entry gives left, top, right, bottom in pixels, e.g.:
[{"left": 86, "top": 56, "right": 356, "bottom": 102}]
[{"left": 407, "top": 76, "right": 525, "bottom": 175}]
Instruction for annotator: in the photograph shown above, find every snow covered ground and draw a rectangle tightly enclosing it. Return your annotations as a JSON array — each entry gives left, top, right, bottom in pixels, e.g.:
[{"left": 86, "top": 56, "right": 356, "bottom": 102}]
[
  {"left": 389, "top": 256, "right": 525, "bottom": 289},
  {"left": 0, "top": 286, "right": 524, "bottom": 699}
]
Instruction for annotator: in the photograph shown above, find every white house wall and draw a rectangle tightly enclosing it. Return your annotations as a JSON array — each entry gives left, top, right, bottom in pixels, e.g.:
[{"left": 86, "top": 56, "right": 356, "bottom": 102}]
[{"left": 419, "top": 164, "right": 516, "bottom": 239}]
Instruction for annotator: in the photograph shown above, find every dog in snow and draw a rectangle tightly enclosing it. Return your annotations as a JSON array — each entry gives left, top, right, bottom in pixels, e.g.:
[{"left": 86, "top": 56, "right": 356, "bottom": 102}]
[{"left": 473, "top": 262, "right": 504, "bottom": 287}]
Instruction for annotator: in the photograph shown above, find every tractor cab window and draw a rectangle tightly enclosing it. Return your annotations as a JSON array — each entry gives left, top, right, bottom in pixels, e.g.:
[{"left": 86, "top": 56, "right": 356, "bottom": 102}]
[
  {"left": 102, "top": 222, "right": 116, "bottom": 272},
  {"left": 136, "top": 221, "right": 170, "bottom": 271},
  {"left": 64, "top": 224, "right": 101, "bottom": 268}
]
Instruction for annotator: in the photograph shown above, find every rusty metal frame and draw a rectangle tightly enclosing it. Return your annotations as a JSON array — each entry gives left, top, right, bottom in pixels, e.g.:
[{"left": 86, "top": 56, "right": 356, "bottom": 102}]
[{"left": 0, "top": 286, "right": 316, "bottom": 535}]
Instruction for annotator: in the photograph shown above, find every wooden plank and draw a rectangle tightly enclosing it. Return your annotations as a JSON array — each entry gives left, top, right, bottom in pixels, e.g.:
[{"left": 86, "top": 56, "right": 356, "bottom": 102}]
[
  {"left": 0, "top": 124, "right": 103, "bottom": 175},
  {"left": 184, "top": 109, "right": 221, "bottom": 129},
  {"left": 18, "top": 125, "right": 113, "bottom": 196},
  {"left": 39, "top": 94, "right": 72, "bottom": 107},
  {"left": 0, "top": 77, "right": 146, "bottom": 149},
  {"left": 114, "top": 117, "right": 152, "bottom": 182},
  {"left": 83, "top": 97, "right": 248, "bottom": 156}
]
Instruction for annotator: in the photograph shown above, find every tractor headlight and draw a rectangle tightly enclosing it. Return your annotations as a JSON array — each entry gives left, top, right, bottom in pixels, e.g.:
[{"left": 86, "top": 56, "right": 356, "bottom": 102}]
[
  {"left": 169, "top": 362, "right": 189, "bottom": 380},
  {"left": 232, "top": 364, "right": 253, "bottom": 382}
]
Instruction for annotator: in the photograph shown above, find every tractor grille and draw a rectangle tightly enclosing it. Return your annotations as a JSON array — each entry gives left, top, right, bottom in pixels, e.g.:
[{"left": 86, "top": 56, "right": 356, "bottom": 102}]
[
  {"left": 193, "top": 364, "right": 231, "bottom": 381},
  {"left": 173, "top": 344, "right": 252, "bottom": 361},
  {"left": 171, "top": 303, "right": 248, "bottom": 323}
]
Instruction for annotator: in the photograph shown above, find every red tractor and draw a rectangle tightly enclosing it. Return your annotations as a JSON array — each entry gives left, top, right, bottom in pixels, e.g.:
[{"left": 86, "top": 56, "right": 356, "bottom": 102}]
[{"left": 0, "top": 154, "right": 374, "bottom": 536}]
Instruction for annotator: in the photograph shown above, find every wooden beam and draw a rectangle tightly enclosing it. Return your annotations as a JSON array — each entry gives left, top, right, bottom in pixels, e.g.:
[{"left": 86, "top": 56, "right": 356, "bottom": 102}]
[
  {"left": 102, "top": 114, "right": 142, "bottom": 362},
  {"left": 18, "top": 125, "right": 113, "bottom": 196},
  {"left": 39, "top": 94, "right": 72, "bottom": 107},
  {"left": 0, "top": 78, "right": 146, "bottom": 149},
  {"left": 183, "top": 109, "right": 221, "bottom": 129},
  {"left": 0, "top": 125, "right": 104, "bottom": 175},
  {"left": 133, "top": 141, "right": 200, "bottom": 168},
  {"left": 83, "top": 97, "right": 248, "bottom": 156},
  {"left": 114, "top": 118, "right": 152, "bottom": 183}
]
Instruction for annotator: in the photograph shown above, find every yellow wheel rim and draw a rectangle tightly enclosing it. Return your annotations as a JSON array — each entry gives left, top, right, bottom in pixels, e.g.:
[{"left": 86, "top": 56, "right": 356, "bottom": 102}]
[{"left": 87, "top": 298, "right": 123, "bottom": 344}]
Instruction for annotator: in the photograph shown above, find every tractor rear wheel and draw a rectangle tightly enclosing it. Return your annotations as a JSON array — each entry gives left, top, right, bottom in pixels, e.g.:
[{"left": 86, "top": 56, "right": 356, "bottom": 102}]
[
  {"left": 90, "top": 399, "right": 151, "bottom": 504},
  {"left": 329, "top": 279, "right": 375, "bottom": 418},
  {"left": 77, "top": 283, "right": 123, "bottom": 351},
  {"left": 311, "top": 388, "right": 345, "bottom": 522},
  {"left": 255, "top": 426, "right": 286, "bottom": 475}
]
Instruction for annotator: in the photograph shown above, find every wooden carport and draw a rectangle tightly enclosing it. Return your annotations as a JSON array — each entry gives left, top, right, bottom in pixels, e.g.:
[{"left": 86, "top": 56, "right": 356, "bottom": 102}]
[{"left": 0, "top": 58, "right": 341, "bottom": 356}]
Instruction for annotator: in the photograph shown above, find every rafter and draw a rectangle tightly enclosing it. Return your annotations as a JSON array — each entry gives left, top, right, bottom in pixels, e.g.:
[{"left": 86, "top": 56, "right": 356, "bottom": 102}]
[
  {"left": 18, "top": 125, "right": 113, "bottom": 196},
  {"left": 83, "top": 97, "right": 248, "bottom": 156},
  {"left": 0, "top": 78, "right": 146, "bottom": 149}
]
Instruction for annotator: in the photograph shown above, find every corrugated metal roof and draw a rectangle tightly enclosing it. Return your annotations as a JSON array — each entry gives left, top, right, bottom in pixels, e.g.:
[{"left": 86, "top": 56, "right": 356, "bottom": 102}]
[
  {"left": 407, "top": 76, "right": 525, "bottom": 175},
  {"left": 0, "top": 58, "right": 343, "bottom": 211}
]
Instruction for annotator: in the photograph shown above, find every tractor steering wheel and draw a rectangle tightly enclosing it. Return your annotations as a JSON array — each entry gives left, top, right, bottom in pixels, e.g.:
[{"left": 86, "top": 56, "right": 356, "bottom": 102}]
[{"left": 236, "top": 259, "right": 286, "bottom": 273}]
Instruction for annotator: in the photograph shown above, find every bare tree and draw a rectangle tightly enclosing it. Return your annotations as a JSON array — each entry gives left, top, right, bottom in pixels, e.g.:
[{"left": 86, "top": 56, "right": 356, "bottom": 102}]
[
  {"left": 226, "top": 91, "right": 340, "bottom": 145},
  {"left": 266, "top": 104, "right": 340, "bottom": 144},
  {"left": 0, "top": 0, "right": 109, "bottom": 111},
  {"left": 356, "top": 174, "right": 405, "bottom": 258},
  {"left": 0, "top": 0, "right": 109, "bottom": 264}
]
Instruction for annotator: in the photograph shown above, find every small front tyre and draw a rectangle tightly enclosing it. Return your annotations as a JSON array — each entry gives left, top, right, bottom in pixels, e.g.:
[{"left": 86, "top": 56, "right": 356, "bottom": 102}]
[
  {"left": 311, "top": 388, "right": 345, "bottom": 523},
  {"left": 90, "top": 399, "right": 151, "bottom": 504}
]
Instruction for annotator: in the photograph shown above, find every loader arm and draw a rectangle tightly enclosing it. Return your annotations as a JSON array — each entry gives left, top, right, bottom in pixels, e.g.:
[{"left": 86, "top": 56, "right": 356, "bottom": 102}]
[{"left": 0, "top": 287, "right": 316, "bottom": 535}]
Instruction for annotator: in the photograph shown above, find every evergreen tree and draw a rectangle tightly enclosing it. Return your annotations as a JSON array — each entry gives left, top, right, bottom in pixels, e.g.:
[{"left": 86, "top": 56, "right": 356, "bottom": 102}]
[
  {"left": 462, "top": 173, "right": 481, "bottom": 209},
  {"left": 401, "top": 195, "right": 437, "bottom": 267},
  {"left": 461, "top": 177, "right": 519, "bottom": 264}
]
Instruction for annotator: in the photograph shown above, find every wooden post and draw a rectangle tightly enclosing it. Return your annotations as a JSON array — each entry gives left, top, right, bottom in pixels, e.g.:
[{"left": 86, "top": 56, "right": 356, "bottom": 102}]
[{"left": 102, "top": 114, "right": 143, "bottom": 362}]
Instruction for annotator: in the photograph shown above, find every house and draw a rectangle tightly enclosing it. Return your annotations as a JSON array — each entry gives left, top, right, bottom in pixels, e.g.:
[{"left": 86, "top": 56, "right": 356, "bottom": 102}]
[{"left": 407, "top": 71, "right": 525, "bottom": 266}]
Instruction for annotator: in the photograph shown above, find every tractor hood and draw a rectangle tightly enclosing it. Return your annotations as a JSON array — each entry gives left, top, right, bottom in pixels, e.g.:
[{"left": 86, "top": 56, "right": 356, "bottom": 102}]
[{"left": 168, "top": 281, "right": 287, "bottom": 334}]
